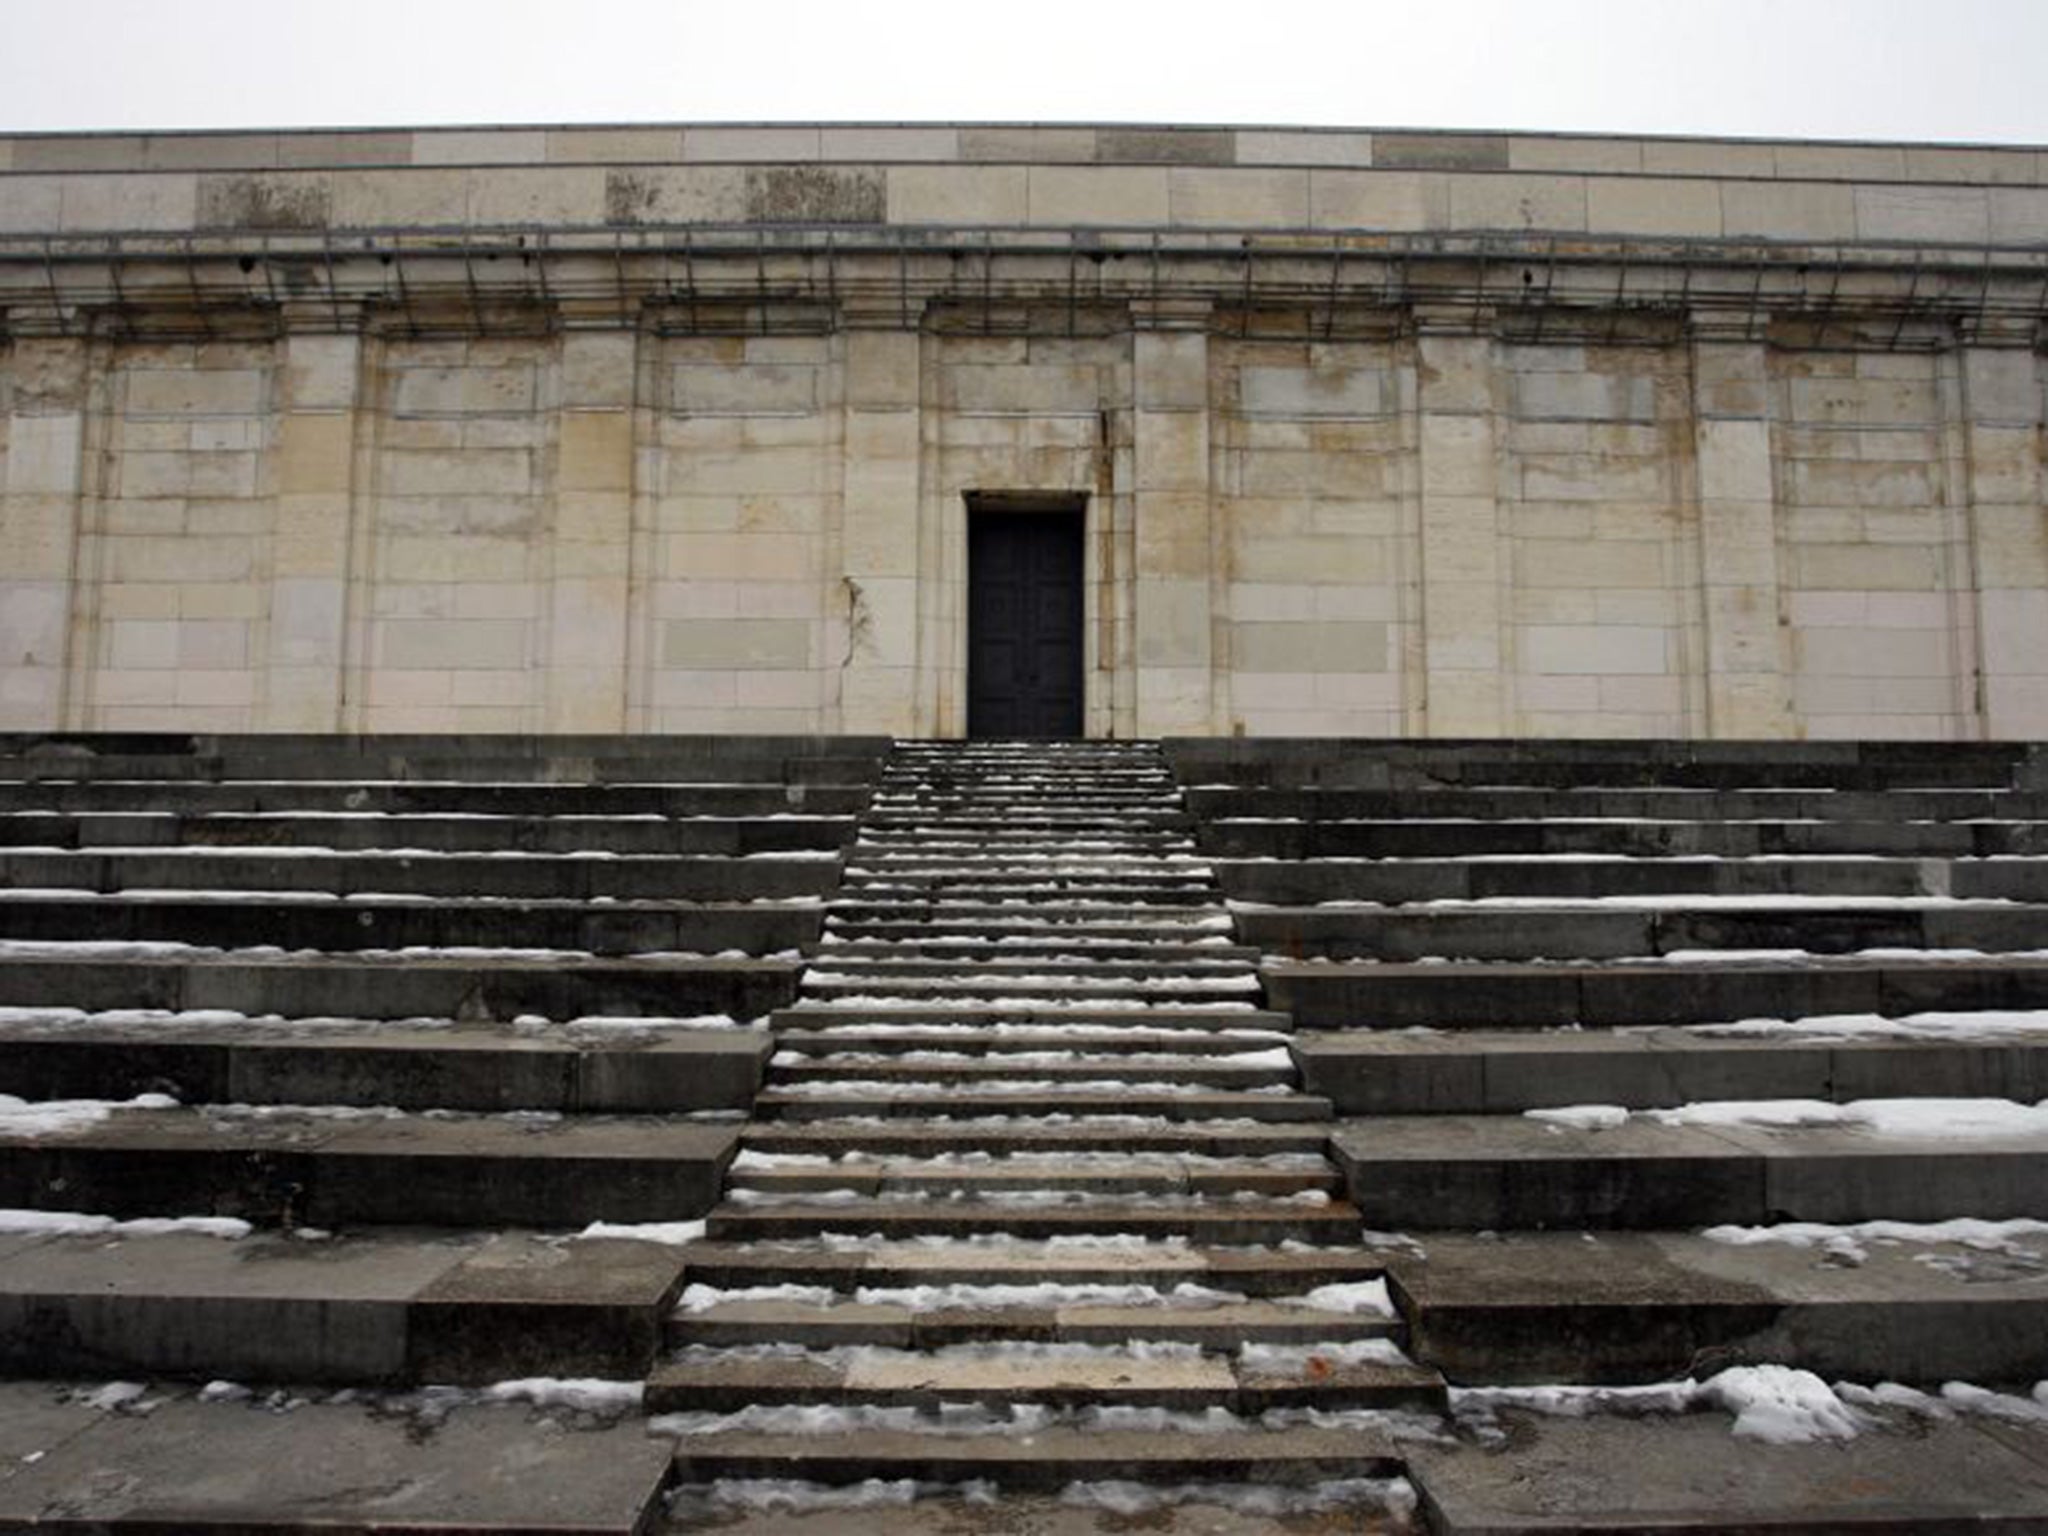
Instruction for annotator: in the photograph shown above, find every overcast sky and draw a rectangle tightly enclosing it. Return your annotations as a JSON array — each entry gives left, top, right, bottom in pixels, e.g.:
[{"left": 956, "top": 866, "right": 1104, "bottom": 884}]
[{"left": 2, "top": 0, "right": 2043, "bottom": 145}]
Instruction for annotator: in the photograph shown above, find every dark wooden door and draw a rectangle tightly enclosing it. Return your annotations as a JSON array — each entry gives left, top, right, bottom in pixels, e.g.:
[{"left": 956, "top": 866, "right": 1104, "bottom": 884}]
[{"left": 968, "top": 511, "right": 1084, "bottom": 739}]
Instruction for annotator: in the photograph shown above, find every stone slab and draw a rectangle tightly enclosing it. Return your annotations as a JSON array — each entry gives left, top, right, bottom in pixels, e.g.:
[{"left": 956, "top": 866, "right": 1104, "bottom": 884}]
[
  {"left": 1386, "top": 1229, "right": 2048, "bottom": 1387},
  {"left": 1411, "top": 1405, "right": 2048, "bottom": 1533},
  {"left": 0, "top": 1381, "right": 669, "bottom": 1532}
]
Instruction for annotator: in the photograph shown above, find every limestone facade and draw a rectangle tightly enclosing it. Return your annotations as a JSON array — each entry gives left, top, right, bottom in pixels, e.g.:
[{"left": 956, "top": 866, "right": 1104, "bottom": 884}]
[{"left": 1, "top": 123, "right": 2043, "bottom": 738}]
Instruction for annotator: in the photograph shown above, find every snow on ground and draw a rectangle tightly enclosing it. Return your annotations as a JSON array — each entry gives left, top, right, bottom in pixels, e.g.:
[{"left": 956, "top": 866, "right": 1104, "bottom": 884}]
[
  {"left": 576, "top": 1219, "right": 707, "bottom": 1245},
  {"left": 0, "top": 1208, "right": 250, "bottom": 1239},
  {"left": 1701, "top": 1216, "right": 2048, "bottom": 1261},
  {"left": 1524, "top": 1098, "right": 2048, "bottom": 1139},
  {"left": 1691, "top": 1009, "right": 2048, "bottom": 1041},
  {"left": 0, "top": 1092, "right": 177, "bottom": 1136}
]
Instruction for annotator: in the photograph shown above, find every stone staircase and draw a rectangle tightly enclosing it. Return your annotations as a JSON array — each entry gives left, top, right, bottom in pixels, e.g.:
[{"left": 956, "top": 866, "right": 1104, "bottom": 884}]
[
  {"left": 658, "top": 739, "right": 1442, "bottom": 1495},
  {"left": 0, "top": 732, "right": 2045, "bottom": 1530}
]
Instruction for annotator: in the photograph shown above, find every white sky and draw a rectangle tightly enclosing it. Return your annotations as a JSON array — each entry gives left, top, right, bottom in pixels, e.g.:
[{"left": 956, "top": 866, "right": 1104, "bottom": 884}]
[{"left": 1, "top": 0, "right": 2044, "bottom": 145}]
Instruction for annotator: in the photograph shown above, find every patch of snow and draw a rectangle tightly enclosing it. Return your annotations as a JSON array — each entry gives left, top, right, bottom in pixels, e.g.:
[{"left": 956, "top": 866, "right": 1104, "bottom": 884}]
[
  {"left": 1526, "top": 1105, "right": 1630, "bottom": 1132},
  {"left": 0, "top": 1209, "right": 250, "bottom": 1239},
  {"left": 577, "top": 1219, "right": 706, "bottom": 1245}
]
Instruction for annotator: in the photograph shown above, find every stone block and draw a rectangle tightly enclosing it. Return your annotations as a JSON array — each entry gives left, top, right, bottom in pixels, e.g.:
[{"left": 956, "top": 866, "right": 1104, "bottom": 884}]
[
  {"left": 662, "top": 618, "right": 811, "bottom": 670},
  {"left": 1447, "top": 173, "right": 1588, "bottom": 231},
  {"left": 1584, "top": 176, "right": 1724, "bottom": 237},
  {"left": 684, "top": 127, "right": 822, "bottom": 162},
  {"left": 59, "top": 173, "right": 197, "bottom": 231},
  {"left": 1309, "top": 170, "right": 1441, "bottom": 231},
  {"left": 378, "top": 619, "right": 527, "bottom": 671},
  {"left": 1238, "top": 365, "right": 1391, "bottom": 418},
  {"left": 1373, "top": 133, "right": 1508, "bottom": 171},
  {"left": 1510, "top": 136, "right": 1644, "bottom": 174},
  {"left": 885, "top": 164, "right": 1027, "bottom": 224},
  {"left": 1523, "top": 624, "right": 1670, "bottom": 676},
  {"left": 1098, "top": 128, "right": 1233, "bottom": 166},
  {"left": 1234, "top": 620, "right": 1389, "bottom": 673},
  {"left": 1026, "top": 166, "right": 1169, "bottom": 225},
  {"left": 4, "top": 415, "right": 83, "bottom": 496},
  {"left": 412, "top": 130, "right": 547, "bottom": 166},
  {"left": 1990, "top": 188, "right": 2048, "bottom": 242},
  {"left": 1166, "top": 168, "right": 1307, "bottom": 226},
  {"left": 669, "top": 365, "right": 820, "bottom": 416},
  {"left": 1512, "top": 370, "right": 1657, "bottom": 423},
  {"left": 393, "top": 364, "right": 537, "bottom": 418},
  {"left": 559, "top": 412, "right": 633, "bottom": 493},
  {"left": 1721, "top": 180, "right": 1856, "bottom": 240},
  {"left": 330, "top": 169, "right": 471, "bottom": 228},
  {"left": 544, "top": 128, "right": 682, "bottom": 163},
  {"left": 959, "top": 127, "right": 1096, "bottom": 163},
  {"left": 0, "top": 176, "right": 60, "bottom": 234},
  {"left": 603, "top": 165, "right": 748, "bottom": 224},
  {"left": 125, "top": 368, "right": 266, "bottom": 418},
  {"left": 1134, "top": 579, "right": 1211, "bottom": 668},
  {"left": 1235, "top": 130, "right": 1373, "bottom": 167},
  {"left": 1855, "top": 183, "right": 1991, "bottom": 243}
]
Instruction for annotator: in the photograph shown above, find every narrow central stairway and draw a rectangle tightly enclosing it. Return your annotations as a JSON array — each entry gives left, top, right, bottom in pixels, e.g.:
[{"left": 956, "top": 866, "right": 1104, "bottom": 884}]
[{"left": 658, "top": 740, "right": 1443, "bottom": 1514}]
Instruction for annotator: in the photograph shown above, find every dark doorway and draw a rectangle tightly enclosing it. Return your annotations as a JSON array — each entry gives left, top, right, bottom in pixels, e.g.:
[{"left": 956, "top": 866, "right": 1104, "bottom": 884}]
[{"left": 967, "top": 507, "right": 1085, "bottom": 739}]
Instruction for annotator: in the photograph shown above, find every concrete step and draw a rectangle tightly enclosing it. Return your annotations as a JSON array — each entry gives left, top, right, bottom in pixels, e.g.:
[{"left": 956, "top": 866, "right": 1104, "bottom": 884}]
[
  {"left": 0, "top": 1013, "right": 771, "bottom": 1114},
  {"left": 742, "top": 1119, "right": 1330, "bottom": 1157},
  {"left": 1329, "top": 1112, "right": 2048, "bottom": 1229},
  {"left": 1295, "top": 1026, "right": 2048, "bottom": 1115},
  {"left": 797, "top": 975, "right": 1263, "bottom": 1006},
  {"left": 765, "top": 1058, "right": 1293, "bottom": 1089},
  {"left": 1265, "top": 955, "right": 2048, "bottom": 1030},
  {"left": 1186, "top": 783, "right": 2048, "bottom": 825},
  {"left": 0, "top": 1226, "right": 687, "bottom": 1382},
  {"left": 703, "top": 1196, "right": 1366, "bottom": 1245},
  {"left": 0, "top": 1379, "right": 670, "bottom": 1532},
  {"left": 1232, "top": 900, "right": 2047, "bottom": 964},
  {"left": 0, "top": 1103, "right": 739, "bottom": 1227},
  {"left": 1201, "top": 815, "right": 2048, "bottom": 860},
  {"left": 770, "top": 1006, "right": 1292, "bottom": 1032},
  {"left": 1409, "top": 1401, "right": 2048, "bottom": 1533},
  {"left": 670, "top": 1236, "right": 1386, "bottom": 1296},
  {"left": 0, "top": 777, "right": 876, "bottom": 817},
  {"left": 812, "top": 938, "right": 1259, "bottom": 963},
  {"left": 0, "top": 892, "right": 819, "bottom": 956},
  {"left": 805, "top": 954, "right": 1256, "bottom": 981},
  {"left": 772, "top": 1027, "right": 1289, "bottom": 1057},
  {"left": 0, "top": 846, "right": 840, "bottom": 900},
  {"left": 668, "top": 1297, "right": 1403, "bottom": 1351},
  {"left": 727, "top": 1155, "right": 1338, "bottom": 1198},
  {"left": 823, "top": 914, "right": 1238, "bottom": 942},
  {"left": 1214, "top": 855, "right": 1955, "bottom": 904},
  {"left": 667, "top": 1425, "right": 1404, "bottom": 1490},
  {"left": 752, "top": 1088, "right": 1329, "bottom": 1122},
  {"left": 0, "top": 949, "right": 800, "bottom": 1022},
  {"left": 0, "top": 809, "right": 855, "bottom": 856},
  {"left": 1382, "top": 1228, "right": 2048, "bottom": 1388},
  {"left": 647, "top": 1340, "right": 1444, "bottom": 1414}
]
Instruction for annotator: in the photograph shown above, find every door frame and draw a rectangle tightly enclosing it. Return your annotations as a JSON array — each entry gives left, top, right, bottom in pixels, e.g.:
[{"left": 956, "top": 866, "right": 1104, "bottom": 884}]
[{"left": 962, "top": 491, "right": 1092, "bottom": 740}]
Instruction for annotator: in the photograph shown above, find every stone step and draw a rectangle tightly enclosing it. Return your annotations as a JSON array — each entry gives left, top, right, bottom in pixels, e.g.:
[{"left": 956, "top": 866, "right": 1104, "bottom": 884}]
[
  {"left": 823, "top": 914, "right": 1238, "bottom": 942},
  {"left": 703, "top": 1196, "right": 1365, "bottom": 1245},
  {"left": 861, "top": 812, "right": 1194, "bottom": 832},
  {"left": 0, "top": 846, "right": 840, "bottom": 900},
  {"left": 0, "top": 1013, "right": 771, "bottom": 1114},
  {"left": 0, "top": 1103, "right": 738, "bottom": 1227},
  {"left": 647, "top": 1340, "right": 1444, "bottom": 1414},
  {"left": 1265, "top": 955, "right": 2048, "bottom": 1030},
  {"left": 1409, "top": 1401, "right": 2048, "bottom": 1533},
  {"left": 1294, "top": 1026, "right": 2048, "bottom": 1115},
  {"left": 771, "top": 1005, "right": 1291, "bottom": 1032},
  {"left": 805, "top": 954, "right": 1256, "bottom": 981},
  {"left": 670, "top": 1237, "right": 1385, "bottom": 1296},
  {"left": 797, "top": 975, "right": 1263, "bottom": 1006},
  {"left": 0, "top": 810, "right": 855, "bottom": 856},
  {"left": 0, "top": 950, "right": 799, "bottom": 1022},
  {"left": 773, "top": 1027, "right": 1289, "bottom": 1057},
  {"left": 841, "top": 884, "right": 1221, "bottom": 908},
  {"left": 1329, "top": 1112, "right": 2048, "bottom": 1229},
  {"left": 0, "top": 1225, "right": 687, "bottom": 1382},
  {"left": 1200, "top": 815, "right": 2048, "bottom": 860},
  {"left": 1234, "top": 900, "right": 2047, "bottom": 964},
  {"left": 0, "top": 892, "right": 818, "bottom": 956},
  {"left": 752, "top": 1088, "right": 1329, "bottom": 1122},
  {"left": 1382, "top": 1228, "right": 2048, "bottom": 1387},
  {"left": 812, "top": 939, "right": 1259, "bottom": 963},
  {"left": 1172, "top": 754, "right": 2024, "bottom": 793},
  {"left": 0, "top": 1379, "right": 670, "bottom": 1533},
  {"left": 669, "top": 1296, "right": 1403, "bottom": 1351},
  {"left": 727, "top": 1156, "right": 1338, "bottom": 1198},
  {"left": 743, "top": 1119, "right": 1330, "bottom": 1157},
  {"left": 667, "top": 1425, "right": 1404, "bottom": 1490},
  {"left": 1185, "top": 784, "right": 2048, "bottom": 824},
  {"left": 1214, "top": 855, "right": 1955, "bottom": 904},
  {"left": 765, "top": 1058, "right": 1294, "bottom": 1089},
  {"left": 0, "top": 778, "right": 876, "bottom": 817}
]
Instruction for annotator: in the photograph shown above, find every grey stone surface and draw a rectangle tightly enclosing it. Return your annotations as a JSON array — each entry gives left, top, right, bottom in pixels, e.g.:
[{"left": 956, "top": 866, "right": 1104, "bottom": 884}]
[{"left": 0, "top": 1382, "right": 670, "bottom": 1532}]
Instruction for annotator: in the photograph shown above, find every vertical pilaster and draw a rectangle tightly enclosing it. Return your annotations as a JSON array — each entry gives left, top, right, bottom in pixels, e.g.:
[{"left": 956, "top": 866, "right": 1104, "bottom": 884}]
[
  {"left": 838, "top": 324, "right": 923, "bottom": 736},
  {"left": 263, "top": 327, "right": 361, "bottom": 730},
  {"left": 0, "top": 335, "right": 89, "bottom": 729},
  {"left": 1415, "top": 316, "right": 1506, "bottom": 736},
  {"left": 1131, "top": 308, "right": 1215, "bottom": 736},
  {"left": 1690, "top": 320, "right": 1792, "bottom": 738},
  {"left": 1956, "top": 340, "right": 2048, "bottom": 737},
  {"left": 545, "top": 329, "right": 637, "bottom": 733}
]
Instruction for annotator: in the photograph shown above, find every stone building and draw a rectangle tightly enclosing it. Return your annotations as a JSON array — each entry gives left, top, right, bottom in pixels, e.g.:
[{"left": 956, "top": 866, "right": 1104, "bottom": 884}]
[{"left": 0, "top": 122, "right": 2043, "bottom": 741}]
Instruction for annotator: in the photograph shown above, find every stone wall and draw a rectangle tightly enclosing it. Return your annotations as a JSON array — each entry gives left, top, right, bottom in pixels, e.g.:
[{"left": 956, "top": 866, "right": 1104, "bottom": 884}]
[{"left": 1, "top": 122, "right": 2044, "bottom": 739}]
